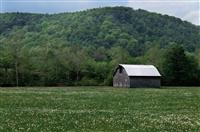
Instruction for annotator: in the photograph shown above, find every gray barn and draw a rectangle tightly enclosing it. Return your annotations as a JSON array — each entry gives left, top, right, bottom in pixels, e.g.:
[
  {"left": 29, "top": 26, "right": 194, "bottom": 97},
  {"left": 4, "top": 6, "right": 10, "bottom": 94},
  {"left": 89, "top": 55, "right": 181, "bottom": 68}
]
[{"left": 113, "top": 64, "right": 161, "bottom": 88}]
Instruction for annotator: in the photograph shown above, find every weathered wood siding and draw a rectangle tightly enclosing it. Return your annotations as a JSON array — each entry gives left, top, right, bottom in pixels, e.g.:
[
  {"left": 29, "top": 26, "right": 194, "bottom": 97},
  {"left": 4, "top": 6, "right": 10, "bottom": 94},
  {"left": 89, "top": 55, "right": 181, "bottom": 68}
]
[
  {"left": 113, "top": 67, "right": 130, "bottom": 88},
  {"left": 113, "top": 65, "right": 161, "bottom": 88},
  {"left": 130, "top": 76, "right": 161, "bottom": 88}
]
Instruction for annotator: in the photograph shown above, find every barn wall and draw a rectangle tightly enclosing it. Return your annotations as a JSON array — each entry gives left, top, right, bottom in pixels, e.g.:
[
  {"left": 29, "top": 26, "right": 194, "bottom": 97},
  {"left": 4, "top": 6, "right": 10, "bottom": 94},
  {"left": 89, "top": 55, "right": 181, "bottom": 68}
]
[
  {"left": 130, "top": 76, "right": 161, "bottom": 88},
  {"left": 113, "top": 67, "right": 130, "bottom": 88}
]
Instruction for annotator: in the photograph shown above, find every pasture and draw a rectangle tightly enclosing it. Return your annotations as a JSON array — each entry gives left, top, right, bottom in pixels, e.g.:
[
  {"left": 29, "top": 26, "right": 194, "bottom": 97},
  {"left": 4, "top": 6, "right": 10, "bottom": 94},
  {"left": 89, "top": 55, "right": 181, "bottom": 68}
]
[{"left": 0, "top": 87, "right": 200, "bottom": 131}]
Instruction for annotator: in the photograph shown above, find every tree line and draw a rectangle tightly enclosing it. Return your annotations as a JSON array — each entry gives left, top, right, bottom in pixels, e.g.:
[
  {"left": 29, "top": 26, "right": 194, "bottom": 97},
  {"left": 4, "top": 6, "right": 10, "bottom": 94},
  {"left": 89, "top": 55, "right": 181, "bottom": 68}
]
[
  {"left": 0, "top": 29, "right": 199, "bottom": 86},
  {"left": 0, "top": 7, "right": 200, "bottom": 86}
]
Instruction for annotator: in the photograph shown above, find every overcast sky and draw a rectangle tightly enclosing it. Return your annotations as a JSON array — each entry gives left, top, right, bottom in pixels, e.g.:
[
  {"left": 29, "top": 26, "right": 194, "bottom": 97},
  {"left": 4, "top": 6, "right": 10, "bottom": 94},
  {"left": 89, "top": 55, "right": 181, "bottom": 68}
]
[{"left": 1, "top": 0, "right": 199, "bottom": 25}]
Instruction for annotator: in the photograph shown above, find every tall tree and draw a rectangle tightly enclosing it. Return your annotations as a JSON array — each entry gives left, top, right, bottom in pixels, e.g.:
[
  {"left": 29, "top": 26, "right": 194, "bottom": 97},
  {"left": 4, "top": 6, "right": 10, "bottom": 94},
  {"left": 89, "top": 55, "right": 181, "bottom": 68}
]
[
  {"left": 162, "top": 43, "right": 197, "bottom": 85},
  {"left": 5, "top": 28, "right": 25, "bottom": 86},
  {"left": 143, "top": 44, "right": 163, "bottom": 71}
]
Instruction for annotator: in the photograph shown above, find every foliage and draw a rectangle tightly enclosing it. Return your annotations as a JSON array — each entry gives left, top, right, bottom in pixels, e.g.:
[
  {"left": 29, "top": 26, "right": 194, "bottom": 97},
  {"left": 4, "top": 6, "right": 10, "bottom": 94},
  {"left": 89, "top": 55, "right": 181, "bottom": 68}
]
[
  {"left": 0, "top": 7, "right": 200, "bottom": 86},
  {"left": 162, "top": 44, "right": 200, "bottom": 86}
]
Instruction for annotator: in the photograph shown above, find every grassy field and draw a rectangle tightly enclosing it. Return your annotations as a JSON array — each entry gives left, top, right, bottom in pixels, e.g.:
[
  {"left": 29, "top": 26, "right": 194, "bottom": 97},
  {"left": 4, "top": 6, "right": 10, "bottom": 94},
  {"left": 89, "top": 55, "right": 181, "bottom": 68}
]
[{"left": 0, "top": 87, "right": 200, "bottom": 131}]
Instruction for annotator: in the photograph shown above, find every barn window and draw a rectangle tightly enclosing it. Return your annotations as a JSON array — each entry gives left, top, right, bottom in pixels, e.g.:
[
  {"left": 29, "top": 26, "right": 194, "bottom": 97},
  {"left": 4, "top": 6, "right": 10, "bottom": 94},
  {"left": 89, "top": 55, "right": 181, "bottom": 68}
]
[{"left": 119, "top": 67, "right": 123, "bottom": 73}]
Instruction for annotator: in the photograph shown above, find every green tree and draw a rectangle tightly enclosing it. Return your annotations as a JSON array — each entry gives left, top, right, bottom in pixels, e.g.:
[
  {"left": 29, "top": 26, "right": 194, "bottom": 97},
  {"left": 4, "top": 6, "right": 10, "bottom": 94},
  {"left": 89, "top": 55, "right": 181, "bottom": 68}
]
[
  {"left": 185, "top": 52, "right": 200, "bottom": 85},
  {"left": 109, "top": 46, "right": 131, "bottom": 66},
  {"left": 196, "top": 49, "right": 200, "bottom": 67},
  {"left": 5, "top": 29, "right": 25, "bottom": 86},
  {"left": 143, "top": 44, "right": 163, "bottom": 71},
  {"left": 162, "top": 43, "right": 198, "bottom": 85},
  {"left": 70, "top": 46, "right": 89, "bottom": 82}
]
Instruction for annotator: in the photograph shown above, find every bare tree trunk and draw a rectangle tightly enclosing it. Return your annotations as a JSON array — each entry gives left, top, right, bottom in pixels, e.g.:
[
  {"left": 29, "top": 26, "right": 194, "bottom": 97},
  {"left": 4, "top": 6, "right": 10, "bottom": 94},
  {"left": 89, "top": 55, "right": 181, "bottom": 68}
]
[
  {"left": 44, "top": 42, "right": 49, "bottom": 86},
  {"left": 5, "top": 68, "right": 8, "bottom": 84},
  {"left": 66, "top": 72, "right": 69, "bottom": 80},
  {"left": 76, "top": 70, "right": 79, "bottom": 81},
  {"left": 15, "top": 60, "right": 19, "bottom": 87},
  {"left": 55, "top": 63, "right": 58, "bottom": 81}
]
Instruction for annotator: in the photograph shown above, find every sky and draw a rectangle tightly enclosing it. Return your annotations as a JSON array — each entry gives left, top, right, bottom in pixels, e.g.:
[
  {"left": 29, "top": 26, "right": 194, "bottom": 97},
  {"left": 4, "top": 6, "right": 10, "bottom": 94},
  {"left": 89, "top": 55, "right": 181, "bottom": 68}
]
[{"left": 0, "top": 0, "right": 199, "bottom": 25}]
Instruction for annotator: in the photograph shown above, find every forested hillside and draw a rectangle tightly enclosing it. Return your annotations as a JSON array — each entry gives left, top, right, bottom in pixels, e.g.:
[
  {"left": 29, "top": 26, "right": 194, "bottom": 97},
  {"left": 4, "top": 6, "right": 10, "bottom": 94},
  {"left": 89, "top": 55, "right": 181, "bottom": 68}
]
[{"left": 0, "top": 7, "right": 200, "bottom": 86}]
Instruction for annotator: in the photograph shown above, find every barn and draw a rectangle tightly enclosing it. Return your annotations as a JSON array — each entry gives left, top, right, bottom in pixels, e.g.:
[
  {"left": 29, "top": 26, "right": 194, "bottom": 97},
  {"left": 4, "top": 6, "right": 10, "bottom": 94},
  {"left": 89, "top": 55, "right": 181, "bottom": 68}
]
[{"left": 113, "top": 64, "right": 161, "bottom": 88}]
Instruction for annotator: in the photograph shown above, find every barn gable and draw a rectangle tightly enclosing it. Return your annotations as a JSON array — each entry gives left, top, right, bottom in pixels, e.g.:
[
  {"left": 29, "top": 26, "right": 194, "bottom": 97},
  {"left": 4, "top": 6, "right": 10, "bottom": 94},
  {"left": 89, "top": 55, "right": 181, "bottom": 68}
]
[{"left": 113, "top": 65, "right": 130, "bottom": 87}]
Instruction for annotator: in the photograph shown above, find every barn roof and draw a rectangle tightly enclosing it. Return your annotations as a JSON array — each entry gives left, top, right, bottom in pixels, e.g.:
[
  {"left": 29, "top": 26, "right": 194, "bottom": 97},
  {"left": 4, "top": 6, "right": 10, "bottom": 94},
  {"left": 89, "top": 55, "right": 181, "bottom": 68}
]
[{"left": 119, "top": 64, "right": 161, "bottom": 77}]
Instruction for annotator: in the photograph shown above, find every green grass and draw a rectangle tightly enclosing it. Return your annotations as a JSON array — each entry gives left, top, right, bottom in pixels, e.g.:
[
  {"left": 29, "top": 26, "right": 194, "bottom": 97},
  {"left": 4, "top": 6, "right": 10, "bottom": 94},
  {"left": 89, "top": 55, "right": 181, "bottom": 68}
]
[{"left": 0, "top": 87, "right": 200, "bottom": 131}]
